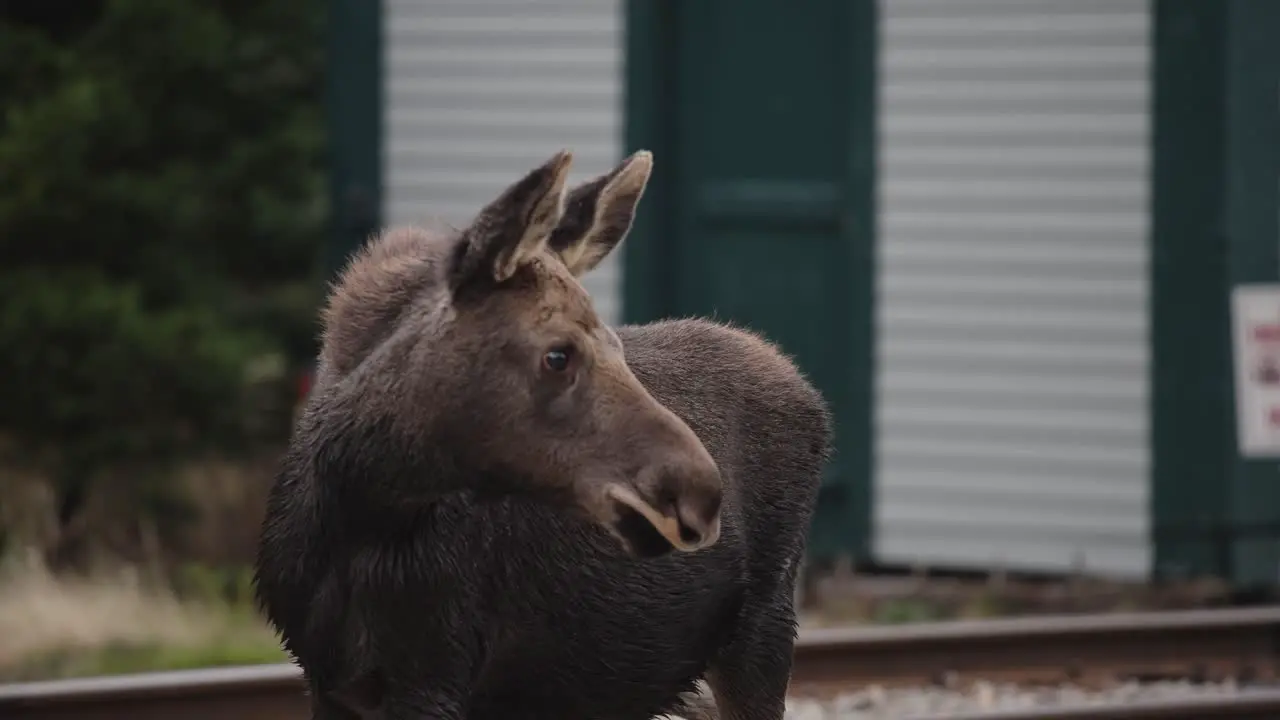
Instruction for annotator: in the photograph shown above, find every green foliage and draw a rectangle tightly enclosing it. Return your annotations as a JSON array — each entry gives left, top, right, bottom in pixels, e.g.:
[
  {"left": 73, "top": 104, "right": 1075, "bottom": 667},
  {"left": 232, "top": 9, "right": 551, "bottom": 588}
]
[
  {"left": 0, "top": 0, "right": 328, "bottom": 297},
  {"left": 0, "top": 0, "right": 328, "bottom": 554},
  {"left": 6, "top": 626, "right": 288, "bottom": 682},
  {"left": 16, "top": 637, "right": 288, "bottom": 680},
  {"left": 0, "top": 268, "right": 263, "bottom": 468},
  {"left": 872, "top": 597, "right": 945, "bottom": 625},
  {"left": 173, "top": 561, "right": 259, "bottom": 608}
]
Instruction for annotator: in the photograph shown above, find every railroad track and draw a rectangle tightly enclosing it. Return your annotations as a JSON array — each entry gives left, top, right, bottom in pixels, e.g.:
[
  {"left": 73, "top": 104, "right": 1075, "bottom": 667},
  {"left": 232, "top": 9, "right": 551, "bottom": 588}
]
[
  {"left": 1, "top": 606, "right": 1277, "bottom": 720},
  {"left": 789, "top": 605, "right": 1280, "bottom": 692},
  {"left": 910, "top": 690, "right": 1280, "bottom": 719}
]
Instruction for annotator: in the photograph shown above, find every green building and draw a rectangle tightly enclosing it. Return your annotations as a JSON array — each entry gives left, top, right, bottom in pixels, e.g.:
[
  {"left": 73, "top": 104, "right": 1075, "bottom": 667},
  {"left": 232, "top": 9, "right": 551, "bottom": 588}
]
[{"left": 330, "top": 0, "right": 1280, "bottom": 589}]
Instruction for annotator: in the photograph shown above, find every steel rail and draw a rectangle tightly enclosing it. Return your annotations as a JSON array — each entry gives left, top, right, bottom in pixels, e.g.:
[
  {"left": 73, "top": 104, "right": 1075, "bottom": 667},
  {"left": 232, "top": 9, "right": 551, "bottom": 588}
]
[
  {"left": 0, "top": 606, "right": 1276, "bottom": 719},
  {"left": 902, "top": 687, "right": 1280, "bottom": 720},
  {"left": 0, "top": 663, "right": 305, "bottom": 720},
  {"left": 790, "top": 605, "right": 1280, "bottom": 691}
]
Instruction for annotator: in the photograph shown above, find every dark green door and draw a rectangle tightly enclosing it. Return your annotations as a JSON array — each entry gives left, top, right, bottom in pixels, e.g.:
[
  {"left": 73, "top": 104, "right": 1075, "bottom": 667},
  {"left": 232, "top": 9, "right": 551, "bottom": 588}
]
[
  {"left": 623, "top": 0, "right": 877, "bottom": 561},
  {"left": 1150, "top": 0, "right": 1280, "bottom": 586}
]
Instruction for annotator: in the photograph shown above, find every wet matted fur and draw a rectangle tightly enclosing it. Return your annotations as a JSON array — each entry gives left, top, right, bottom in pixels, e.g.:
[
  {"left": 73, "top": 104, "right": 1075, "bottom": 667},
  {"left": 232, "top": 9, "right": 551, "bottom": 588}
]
[{"left": 253, "top": 150, "right": 832, "bottom": 720}]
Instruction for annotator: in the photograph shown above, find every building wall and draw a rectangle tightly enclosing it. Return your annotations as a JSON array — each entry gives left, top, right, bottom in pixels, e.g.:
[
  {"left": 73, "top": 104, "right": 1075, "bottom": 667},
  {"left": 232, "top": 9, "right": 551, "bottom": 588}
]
[
  {"left": 872, "top": 0, "right": 1153, "bottom": 577},
  {"left": 381, "top": 0, "right": 626, "bottom": 323},
  {"left": 377, "top": 0, "right": 1157, "bottom": 577}
]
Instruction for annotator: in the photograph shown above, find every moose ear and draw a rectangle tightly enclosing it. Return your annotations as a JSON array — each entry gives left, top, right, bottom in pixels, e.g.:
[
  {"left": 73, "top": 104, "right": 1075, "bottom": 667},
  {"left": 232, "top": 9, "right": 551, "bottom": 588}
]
[
  {"left": 451, "top": 150, "right": 574, "bottom": 289},
  {"left": 546, "top": 150, "right": 652, "bottom": 277}
]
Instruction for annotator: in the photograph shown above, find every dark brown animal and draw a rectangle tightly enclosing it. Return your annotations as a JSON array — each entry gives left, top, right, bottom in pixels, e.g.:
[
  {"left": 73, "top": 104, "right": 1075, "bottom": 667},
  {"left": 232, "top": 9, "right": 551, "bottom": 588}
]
[{"left": 253, "top": 149, "right": 831, "bottom": 720}]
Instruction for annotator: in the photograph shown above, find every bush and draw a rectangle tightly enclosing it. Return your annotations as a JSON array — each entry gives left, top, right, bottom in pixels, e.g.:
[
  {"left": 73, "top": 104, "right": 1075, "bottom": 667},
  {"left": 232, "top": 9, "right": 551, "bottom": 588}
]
[
  {"left": 0, "top": 0, "right": 328, "bottom": 565},
  {"left": 0, "top": 267, "right": 264, "bottom": 468}
]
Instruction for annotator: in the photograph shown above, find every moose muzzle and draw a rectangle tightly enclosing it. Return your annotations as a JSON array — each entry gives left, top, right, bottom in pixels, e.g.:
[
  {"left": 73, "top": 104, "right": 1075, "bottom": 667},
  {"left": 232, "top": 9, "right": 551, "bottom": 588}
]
[{"left": 607, "top": 448, "right": 723, "bottom": 555}]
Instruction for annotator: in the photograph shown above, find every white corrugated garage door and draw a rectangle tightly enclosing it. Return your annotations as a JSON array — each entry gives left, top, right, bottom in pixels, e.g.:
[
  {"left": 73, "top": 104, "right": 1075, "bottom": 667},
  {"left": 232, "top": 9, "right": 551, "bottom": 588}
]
[
  {"left": 382, "top": 0, "right": 625, "bottom": 323},
  {"left": 873, "top": 0, "right": 1153, "bottom": 577}
]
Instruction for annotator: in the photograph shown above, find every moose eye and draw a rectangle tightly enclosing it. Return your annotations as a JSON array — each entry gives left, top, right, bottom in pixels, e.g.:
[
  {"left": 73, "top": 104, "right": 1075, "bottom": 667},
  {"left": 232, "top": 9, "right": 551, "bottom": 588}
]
[{"left": 542, "top": 346, "right": 573, "bottom": 373}]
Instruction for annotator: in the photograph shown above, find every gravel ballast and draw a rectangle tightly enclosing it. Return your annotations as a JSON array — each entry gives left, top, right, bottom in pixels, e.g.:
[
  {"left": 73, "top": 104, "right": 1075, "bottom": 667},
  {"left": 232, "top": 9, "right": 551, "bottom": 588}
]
[{"left": 781, "top": 679, "right": 1251, "bottom": 719}]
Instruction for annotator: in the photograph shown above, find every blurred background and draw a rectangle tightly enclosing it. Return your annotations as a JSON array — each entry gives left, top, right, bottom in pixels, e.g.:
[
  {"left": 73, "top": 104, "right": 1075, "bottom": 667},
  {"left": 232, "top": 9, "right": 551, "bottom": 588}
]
[{"left": 2, "top": 0, "right": 1278, "bottom": 684}]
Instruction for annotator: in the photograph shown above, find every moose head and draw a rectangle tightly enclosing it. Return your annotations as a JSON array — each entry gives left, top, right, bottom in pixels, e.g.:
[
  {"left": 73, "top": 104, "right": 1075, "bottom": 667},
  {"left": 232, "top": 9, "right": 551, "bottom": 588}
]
[
  {"left": 324, "top": 150, "right": 723, "bottom": 557},
  {"left": 448, "top": 149, "right": 724, "bottom": 556}
]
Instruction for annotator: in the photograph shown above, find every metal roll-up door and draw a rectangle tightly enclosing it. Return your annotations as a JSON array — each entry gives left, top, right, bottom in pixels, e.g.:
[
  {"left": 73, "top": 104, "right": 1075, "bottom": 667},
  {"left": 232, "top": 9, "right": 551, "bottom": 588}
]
[
  {"left": 873, "top": 0, "right": 1153, "bottom": 577},
  {"left": 382, "top": 0, "right": 625, "bottom": 323}
]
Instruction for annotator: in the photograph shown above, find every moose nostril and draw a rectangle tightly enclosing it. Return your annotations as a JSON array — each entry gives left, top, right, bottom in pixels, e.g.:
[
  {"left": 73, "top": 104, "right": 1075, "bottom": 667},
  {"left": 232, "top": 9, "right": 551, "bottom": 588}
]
[
  {"left": 672, "top": 489, "right": 721, "bottom": 548},
  {"left": 651, "top": 466, "right": 722, "bottom": 549},
  {"left": 676, "top": 517, "right": 702, "bottom": 546}
]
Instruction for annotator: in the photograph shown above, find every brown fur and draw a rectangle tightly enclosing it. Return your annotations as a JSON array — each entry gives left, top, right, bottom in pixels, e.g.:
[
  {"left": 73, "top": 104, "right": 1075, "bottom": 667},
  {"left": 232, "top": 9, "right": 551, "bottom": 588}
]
[{"left": 253, "top": 150, "right": 832, "bottom": 720}]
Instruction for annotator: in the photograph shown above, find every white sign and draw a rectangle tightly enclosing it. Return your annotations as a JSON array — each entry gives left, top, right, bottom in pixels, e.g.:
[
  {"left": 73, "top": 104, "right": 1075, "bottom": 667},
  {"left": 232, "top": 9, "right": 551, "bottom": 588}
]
[{"left": 1231, "top": 284, "right": 1280, "bottom": 457}]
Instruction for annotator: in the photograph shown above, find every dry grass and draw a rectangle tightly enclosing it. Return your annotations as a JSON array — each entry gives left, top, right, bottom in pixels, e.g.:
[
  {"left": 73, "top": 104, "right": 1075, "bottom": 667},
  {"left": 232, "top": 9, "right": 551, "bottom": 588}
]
[
  {"left": 0, "top": 450, "right": 286, "bottom": 681},
  {"left": 0, "top": 548, "right": 287, "bottom": 681}
]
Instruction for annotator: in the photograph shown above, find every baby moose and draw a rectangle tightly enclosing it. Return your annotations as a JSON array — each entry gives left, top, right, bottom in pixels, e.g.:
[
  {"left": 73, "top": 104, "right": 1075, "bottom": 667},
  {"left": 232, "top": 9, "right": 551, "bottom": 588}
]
[{"left": 253, "top": 149, "right": 831, "bottom": 720}]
